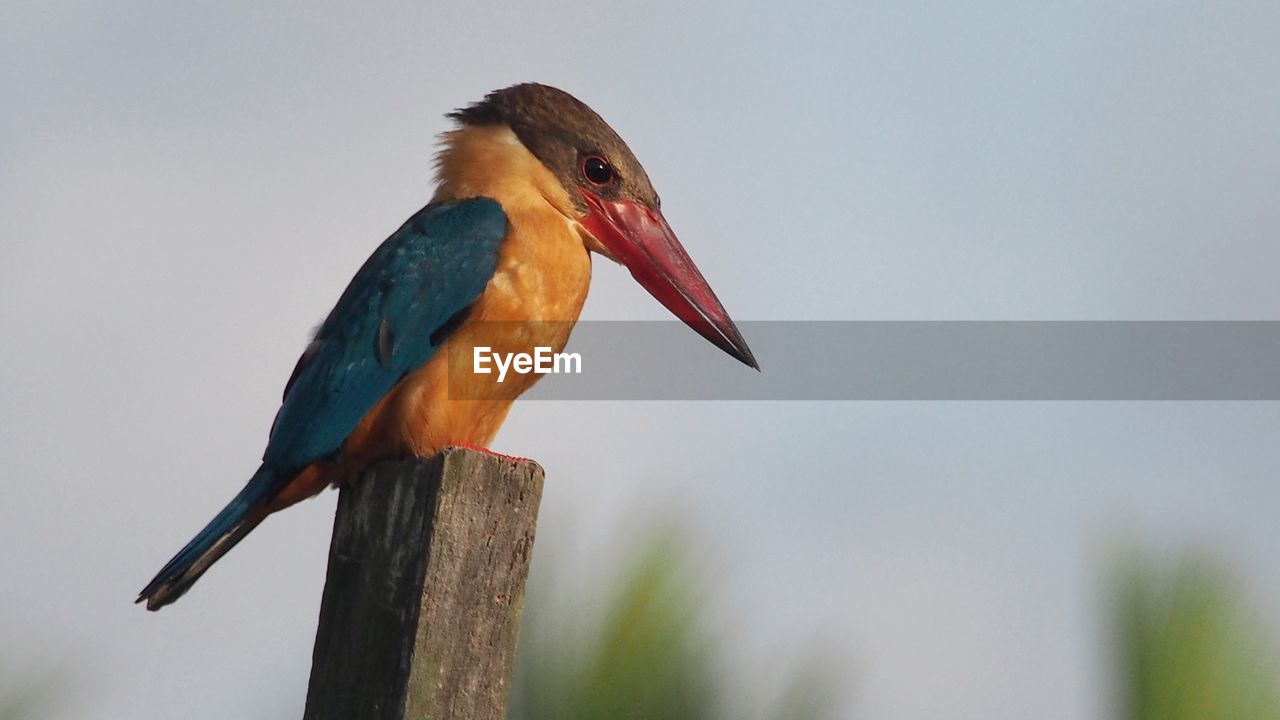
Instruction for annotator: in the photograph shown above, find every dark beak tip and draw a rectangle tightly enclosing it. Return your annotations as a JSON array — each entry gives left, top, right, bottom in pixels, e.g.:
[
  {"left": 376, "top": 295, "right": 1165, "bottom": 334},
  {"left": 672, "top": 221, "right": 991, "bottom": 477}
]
[
  {"left": 722, "top": 329, "right": 759, "bottom": 371},
  {"left": 583, "top": 191, "right": 761, "bottom": 373}
]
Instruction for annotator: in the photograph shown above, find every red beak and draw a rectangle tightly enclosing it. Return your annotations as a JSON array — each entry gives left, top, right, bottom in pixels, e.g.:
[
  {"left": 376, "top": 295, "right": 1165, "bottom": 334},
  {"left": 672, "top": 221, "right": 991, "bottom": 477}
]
[{"left": 580, "top": 189, "right": 758, "bottom": 369}]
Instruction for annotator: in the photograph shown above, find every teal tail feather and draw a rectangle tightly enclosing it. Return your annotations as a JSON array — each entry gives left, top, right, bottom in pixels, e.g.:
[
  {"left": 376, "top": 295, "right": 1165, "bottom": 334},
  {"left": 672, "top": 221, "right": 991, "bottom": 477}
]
[{"left": 137, "top": 466, "right": 276, "bottom": 611}]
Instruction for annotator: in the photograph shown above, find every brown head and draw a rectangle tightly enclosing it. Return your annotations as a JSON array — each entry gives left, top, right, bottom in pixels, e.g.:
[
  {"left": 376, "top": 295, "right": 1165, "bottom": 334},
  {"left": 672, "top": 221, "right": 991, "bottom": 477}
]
[{"left": 445, "top": 83, "right": 757, "bottom": 369}]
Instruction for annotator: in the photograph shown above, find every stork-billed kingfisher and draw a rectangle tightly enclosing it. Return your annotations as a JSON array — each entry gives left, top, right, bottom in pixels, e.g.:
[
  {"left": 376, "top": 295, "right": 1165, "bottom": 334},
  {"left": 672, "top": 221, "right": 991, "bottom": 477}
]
[{"left": 138, "top": 83, "right": 756, "bottom": 610}]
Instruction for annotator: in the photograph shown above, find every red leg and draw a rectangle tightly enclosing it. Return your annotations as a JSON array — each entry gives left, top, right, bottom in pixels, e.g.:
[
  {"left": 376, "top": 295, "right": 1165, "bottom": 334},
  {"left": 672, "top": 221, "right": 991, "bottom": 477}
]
[{"left": 448, "top": 441, "right": 532, "bottom": 464}]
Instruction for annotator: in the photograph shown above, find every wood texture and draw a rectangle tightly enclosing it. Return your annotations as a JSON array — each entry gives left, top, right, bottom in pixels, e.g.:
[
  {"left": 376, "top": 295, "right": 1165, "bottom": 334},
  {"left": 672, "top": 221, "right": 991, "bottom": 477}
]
[{"left": 302, "top": 447, "right": 544, "bottom": 720}]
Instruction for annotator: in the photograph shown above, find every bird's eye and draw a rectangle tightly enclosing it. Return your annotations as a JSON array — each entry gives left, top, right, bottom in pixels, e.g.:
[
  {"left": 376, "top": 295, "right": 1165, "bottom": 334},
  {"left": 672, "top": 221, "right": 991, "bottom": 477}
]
[{"left": 582, "top": 155, "right": 614, "bottom": 186}]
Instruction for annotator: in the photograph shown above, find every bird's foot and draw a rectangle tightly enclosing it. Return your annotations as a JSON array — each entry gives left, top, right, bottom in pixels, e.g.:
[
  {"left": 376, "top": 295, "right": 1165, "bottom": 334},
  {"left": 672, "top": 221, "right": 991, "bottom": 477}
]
[{"left": 448, "top": 442, "right": 532, "bottom": 464}]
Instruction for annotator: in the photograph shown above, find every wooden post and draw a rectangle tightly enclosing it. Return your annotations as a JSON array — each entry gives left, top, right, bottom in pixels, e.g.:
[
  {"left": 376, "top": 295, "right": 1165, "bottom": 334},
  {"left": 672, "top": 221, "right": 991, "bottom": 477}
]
[{"left": 302, "top": 447, "right": 544, "bottom": 720}]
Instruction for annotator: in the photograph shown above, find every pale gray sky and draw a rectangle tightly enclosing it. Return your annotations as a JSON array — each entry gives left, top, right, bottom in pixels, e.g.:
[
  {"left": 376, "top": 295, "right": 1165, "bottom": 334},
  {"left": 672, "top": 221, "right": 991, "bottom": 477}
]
[{"left": 2, "top": 2, "right": 1278, "bottom": 719}]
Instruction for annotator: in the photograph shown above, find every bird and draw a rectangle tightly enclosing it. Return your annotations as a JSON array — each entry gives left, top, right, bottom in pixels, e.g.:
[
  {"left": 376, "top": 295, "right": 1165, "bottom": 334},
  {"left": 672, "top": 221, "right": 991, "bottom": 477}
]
[{"left": 137, "top": 83, "right": 756, "bottom": 611}]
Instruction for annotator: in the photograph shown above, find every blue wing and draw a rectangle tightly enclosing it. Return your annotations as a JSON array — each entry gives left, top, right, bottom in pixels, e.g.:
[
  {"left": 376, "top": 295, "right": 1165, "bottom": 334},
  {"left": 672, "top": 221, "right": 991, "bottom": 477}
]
[{"left": 262, "top": 197, "right": 507, "bottom": 473}]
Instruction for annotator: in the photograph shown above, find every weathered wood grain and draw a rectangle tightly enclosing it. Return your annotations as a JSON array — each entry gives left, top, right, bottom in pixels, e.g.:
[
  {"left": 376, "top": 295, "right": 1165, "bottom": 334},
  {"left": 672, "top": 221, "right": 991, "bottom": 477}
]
[{"left": 302, "top": 447, "right": 544, "bottom": 720}]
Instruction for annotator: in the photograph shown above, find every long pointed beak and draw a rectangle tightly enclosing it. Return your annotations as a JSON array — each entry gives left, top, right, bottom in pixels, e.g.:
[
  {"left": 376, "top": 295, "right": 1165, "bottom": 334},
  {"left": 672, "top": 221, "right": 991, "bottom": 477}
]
[{"left": 579, "top": 189, "right": 758, "bottom": 369}]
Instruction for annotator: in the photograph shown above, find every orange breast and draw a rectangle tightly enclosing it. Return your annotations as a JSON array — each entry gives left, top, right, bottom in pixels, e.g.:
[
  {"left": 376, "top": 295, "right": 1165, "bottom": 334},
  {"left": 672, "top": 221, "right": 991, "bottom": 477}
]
[
  {"left": 327, "top": 122, "right": 593, "bottom": 485},
  {"left": 375, "top": 215, "right": 591, "bottom": 452}
]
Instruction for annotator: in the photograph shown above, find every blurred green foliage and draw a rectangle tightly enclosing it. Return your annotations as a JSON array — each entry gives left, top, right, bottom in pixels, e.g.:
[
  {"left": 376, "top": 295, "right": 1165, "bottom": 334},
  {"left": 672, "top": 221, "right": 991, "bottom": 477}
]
[
  {"left": 1111, "top": 551, "right": 1280, "bottom": 720},
  {"left": 509, "top": 530, "right": 1280, "bottom": 720},
  {"left": 4, "top": 539, "right": 1280, "bottom": 720},
  {"left": 0, "top": 663, "right": 60, "bottom": 720},
  {"left": 507, "top": 525, "right": 835, "bottom": 720}
]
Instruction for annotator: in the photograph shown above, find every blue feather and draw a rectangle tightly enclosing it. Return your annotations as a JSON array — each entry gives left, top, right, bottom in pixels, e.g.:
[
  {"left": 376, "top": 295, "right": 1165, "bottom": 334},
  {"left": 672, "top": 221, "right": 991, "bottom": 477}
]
[
  {"left": 138, "top": 197, "right": 507, "bottom": 609},
  {"left": 136, "top": 465, "right": 277, "bottom": 607},
  {"left": 264, "top": 197, "right": 507, "bottom": 472}
]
